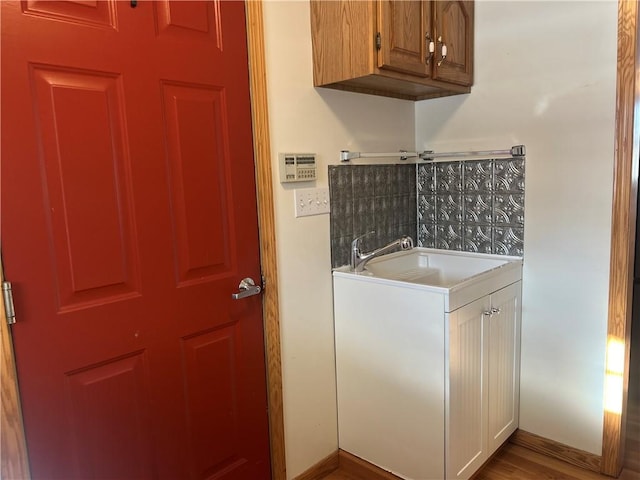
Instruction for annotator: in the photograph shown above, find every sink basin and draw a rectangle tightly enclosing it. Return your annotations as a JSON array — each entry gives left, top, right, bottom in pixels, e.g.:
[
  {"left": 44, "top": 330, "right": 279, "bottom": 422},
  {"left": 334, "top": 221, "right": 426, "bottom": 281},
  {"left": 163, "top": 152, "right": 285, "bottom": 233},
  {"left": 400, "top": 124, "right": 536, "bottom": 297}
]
[
  {"left": 364, "top": 249, "right": 509, "bottom": 287},
  {"left": 333, "top": 248, "right": 523, "bottom": 311}
]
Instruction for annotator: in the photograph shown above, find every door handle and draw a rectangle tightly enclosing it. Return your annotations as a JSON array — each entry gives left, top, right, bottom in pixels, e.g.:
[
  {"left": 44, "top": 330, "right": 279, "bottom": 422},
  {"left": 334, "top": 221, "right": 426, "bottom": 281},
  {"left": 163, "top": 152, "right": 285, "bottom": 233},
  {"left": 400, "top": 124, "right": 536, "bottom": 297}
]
[
  {"left": 437, "top": 36, "right": 447, "bottom": 67},
  {"left": 231, "top": 277, "right": 262, "bottom": 300},
  {"left": 425, "top": 32, "right": 435, "bottom": 64}
]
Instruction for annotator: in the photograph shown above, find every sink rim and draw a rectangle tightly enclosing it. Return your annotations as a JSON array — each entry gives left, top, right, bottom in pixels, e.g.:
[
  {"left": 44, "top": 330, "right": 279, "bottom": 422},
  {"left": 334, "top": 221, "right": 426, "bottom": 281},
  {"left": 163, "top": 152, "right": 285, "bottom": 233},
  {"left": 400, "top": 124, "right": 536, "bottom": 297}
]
[{"left": 333, "top": 247, "right": 523, "bottom": 291}]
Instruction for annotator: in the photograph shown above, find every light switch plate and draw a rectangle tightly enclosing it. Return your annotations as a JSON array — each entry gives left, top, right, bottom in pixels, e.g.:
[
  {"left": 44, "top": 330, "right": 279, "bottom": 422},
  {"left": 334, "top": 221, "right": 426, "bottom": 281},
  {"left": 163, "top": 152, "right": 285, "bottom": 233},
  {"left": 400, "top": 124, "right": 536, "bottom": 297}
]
[{"left": 294, "top": 187, "right": 330, "bottom": 217}]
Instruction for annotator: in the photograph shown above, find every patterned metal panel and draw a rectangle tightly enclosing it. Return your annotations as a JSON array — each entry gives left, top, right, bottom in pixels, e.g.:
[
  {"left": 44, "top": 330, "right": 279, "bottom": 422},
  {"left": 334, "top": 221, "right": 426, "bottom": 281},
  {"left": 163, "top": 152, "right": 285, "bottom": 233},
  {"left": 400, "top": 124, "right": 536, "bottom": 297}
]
[
  {"left": 417, "top": 158, "right": 525, "bottom": 256},
  {"left": 328, "top": 164, "right": 417, "bottom": 268},
  {"left": 328, "top": 157, "right": 525, "bottom": 269}
]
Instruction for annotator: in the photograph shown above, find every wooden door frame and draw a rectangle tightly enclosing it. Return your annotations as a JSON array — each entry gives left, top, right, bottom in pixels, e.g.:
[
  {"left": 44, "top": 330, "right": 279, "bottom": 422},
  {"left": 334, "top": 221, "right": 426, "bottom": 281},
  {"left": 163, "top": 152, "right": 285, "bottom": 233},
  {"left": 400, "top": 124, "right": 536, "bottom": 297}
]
[
  {"left": 245, "top": 2, "right": 286, "bottom": 479},
  {"left": 0, "top": 269, "right": 31, "bottom": 480},
  {"left": 0, "top": 2, "right": 286, "bottom": 479},
  {"left": 601, "top": 0, "right": 640, "bottom": 476}
]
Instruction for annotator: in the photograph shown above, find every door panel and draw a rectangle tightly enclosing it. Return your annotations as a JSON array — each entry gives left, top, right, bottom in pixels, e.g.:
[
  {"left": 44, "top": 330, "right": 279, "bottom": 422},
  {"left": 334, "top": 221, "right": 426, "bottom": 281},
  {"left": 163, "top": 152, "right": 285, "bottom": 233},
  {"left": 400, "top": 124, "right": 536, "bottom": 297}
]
[
  {"left": 1, "top": 1, "right": 270, "bottom": 478},
  {"left": 155, "top": 0, "right": 217, "bottom": 40},
  {"left": 23, "top": 0, "right": 117, "bottom": 29},
  {"left": 31, "top": 65, "right": 140, "bottom": 308},
  {"left": 65, "top": 351, "right": 154, "bottom": 480},
  {"left": 162, "top": 82, "right": 233, "bottom": 284},
  {"left": 181, "top": 326, "right": 243, "bottom": 476}
]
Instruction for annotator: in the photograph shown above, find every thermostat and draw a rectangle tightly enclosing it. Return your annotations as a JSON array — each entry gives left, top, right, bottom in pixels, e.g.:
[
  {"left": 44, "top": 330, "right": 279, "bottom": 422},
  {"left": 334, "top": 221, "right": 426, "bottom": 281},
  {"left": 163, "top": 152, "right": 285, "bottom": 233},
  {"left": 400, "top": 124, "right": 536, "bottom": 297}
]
[{"left": 279, "top": 153, "right": 317, "bottom": 183}]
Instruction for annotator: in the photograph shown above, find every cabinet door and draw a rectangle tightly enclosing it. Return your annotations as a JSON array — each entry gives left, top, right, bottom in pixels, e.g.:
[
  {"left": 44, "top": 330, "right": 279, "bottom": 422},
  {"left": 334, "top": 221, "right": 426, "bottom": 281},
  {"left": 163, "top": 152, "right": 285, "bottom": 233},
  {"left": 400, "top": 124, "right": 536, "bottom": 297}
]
[
  {"left": 487, "top": 282, "right": 522, "bottom": 454},
  {"left": 377, "top": 0, "right": 430, "bottom": 77},
  {"left": 447, "top": 295, "right": 488, "bottom": 480},
  {"left": 433, "top": 1, "right": 474, "bottom": 85}
]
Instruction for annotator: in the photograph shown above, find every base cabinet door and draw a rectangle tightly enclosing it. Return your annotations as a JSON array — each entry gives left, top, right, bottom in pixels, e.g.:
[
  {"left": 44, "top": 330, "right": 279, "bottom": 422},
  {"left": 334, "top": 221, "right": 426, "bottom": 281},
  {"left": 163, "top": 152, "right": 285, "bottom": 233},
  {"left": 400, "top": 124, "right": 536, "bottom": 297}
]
[
  {"left": 487, "top": 282, "right": 522, "bottom": 454},
  {"left": 447, "top": 281, "right": 522, "bottom": 480},
  {"left": 447, "top": 295, "right": 488, "bottom": 480}
]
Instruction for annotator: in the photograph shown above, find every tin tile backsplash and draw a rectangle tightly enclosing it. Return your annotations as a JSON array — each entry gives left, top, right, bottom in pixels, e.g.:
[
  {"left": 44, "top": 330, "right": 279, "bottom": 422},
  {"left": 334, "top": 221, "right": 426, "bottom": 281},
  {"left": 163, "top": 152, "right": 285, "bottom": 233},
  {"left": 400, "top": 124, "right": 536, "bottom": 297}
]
[
  {"left": 417, "top": 158, "right": 525, "bottom": 256},
  {"left": 328, "top": 158, "right": 525, "bottom": 268},
  {"left": 328, "top": 164, "right": 417, "bottom": 268}
]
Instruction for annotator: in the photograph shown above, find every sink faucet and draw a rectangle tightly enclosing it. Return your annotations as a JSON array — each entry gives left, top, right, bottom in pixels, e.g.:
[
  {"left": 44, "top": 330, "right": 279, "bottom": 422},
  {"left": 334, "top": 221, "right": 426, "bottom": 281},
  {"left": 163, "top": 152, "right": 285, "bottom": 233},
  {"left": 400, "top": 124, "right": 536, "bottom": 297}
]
[{"left": 351, "top": 232, "right": 414, "bottom": 273}]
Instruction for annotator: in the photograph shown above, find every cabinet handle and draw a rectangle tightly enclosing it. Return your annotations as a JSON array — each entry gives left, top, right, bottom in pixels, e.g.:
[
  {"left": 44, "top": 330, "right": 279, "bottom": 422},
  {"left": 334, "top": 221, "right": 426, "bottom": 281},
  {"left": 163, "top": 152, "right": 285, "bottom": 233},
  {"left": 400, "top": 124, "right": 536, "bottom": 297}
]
[
  {"left": 437, "top": 36, "right": 447, "bottom": 66},
  {"left": 426, "top": 33, "right": 435, "bottom": 64},
  {"left": 491, "top": 307, "right": 501, "bottom": 315},
  {"left": 483, "top": 307, "right": 502, "bottom": 317}
]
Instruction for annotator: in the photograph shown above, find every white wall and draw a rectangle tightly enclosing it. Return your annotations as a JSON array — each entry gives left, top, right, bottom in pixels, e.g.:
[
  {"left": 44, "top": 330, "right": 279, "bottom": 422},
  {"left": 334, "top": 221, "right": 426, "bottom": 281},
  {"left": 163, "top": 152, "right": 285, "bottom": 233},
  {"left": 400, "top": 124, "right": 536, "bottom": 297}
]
[
  {"left": 414, "top": 1, "right": 617, "bottom": 454},
  {"left": 261, "top": 2, "right": 415, "bottom": 477},
  {"left": 262, "top": 0, "right": 617, "bottom": 474}
]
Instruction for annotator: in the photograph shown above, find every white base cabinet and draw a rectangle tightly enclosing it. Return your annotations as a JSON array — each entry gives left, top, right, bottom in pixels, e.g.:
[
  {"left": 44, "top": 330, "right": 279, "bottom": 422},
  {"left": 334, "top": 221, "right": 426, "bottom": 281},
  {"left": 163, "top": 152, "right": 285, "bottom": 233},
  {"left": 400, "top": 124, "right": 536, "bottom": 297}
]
[{"left": 333, "top": 274, "right": 522, "bottom": 480}]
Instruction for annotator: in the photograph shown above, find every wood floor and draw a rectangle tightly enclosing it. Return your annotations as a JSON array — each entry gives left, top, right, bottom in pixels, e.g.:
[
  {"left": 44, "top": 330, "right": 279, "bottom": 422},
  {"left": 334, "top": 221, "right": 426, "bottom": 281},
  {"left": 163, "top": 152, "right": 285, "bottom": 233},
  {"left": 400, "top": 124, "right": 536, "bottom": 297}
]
[
  {"left": 320, "top": 443, "right": 640, "bottom": 480},
  {"left": 475, "top": 444, "right": 639, "bottom": 480},
  {"left": 319, "top": 398, "right": 640, "bottom": 480},
  {"left": 320, "top": 325, "right": 640, "bottom": 480},
  {"left": 319, "top": 410, "right": 640, "bottom": 480}
]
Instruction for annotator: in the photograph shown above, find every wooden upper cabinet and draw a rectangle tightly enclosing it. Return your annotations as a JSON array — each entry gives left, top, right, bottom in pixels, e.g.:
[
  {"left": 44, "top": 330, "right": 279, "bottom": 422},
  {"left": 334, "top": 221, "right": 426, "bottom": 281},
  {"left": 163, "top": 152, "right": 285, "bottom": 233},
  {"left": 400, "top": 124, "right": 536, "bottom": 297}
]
[
  {"left": 310, "top": 0, "right": 474, "bottom": 101},
  {"left": 433, "top": 1, "right": 474, "bottom": 86},
  {"left": 378, "top": 1, "right": 430, "bottom": 78}
]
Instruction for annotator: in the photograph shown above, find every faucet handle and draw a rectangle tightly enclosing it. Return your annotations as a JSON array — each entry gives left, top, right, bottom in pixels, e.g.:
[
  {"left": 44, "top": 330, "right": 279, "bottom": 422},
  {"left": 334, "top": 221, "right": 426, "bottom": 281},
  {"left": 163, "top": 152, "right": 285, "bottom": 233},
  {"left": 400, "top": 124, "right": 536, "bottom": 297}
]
[
  {"left": 351, "top": 231, "right": 375, "bottom": 271},
  {"left": 352, "top": 231, "right": 375, "bottom": 250}
]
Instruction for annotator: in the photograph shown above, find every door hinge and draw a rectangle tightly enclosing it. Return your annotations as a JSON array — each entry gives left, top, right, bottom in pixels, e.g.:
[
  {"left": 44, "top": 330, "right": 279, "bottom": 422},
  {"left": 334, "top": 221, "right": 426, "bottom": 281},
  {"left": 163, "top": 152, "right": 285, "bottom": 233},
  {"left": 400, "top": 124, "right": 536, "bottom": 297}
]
[
  {"left": 2, "top": 281, "right": 16, "bottom": 325},
  {"left": 376, "top": 32, "right": 381, "bottom": 50}
]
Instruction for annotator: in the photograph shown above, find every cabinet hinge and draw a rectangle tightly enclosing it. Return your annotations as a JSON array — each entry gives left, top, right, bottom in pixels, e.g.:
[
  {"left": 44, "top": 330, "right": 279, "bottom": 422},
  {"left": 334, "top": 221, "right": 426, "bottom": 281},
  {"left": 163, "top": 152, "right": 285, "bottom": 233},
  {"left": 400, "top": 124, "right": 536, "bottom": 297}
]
[
  {"left": 375, "top": 32, "right": 381, "bottom": 50},
  {"left": 2, "top": 281, "right": 16, "bottom": 325}
]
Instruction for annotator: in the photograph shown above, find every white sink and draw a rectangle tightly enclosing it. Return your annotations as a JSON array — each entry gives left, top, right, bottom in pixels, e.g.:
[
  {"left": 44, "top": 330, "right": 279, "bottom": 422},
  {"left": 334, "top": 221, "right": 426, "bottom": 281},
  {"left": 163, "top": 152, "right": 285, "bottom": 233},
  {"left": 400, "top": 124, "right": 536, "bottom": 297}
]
[
  {"left": 333, "top": 247, "right": 523, "bottom": 311},
  {"left": 364, "top": 249, "right": 510, "bottom": 287}
]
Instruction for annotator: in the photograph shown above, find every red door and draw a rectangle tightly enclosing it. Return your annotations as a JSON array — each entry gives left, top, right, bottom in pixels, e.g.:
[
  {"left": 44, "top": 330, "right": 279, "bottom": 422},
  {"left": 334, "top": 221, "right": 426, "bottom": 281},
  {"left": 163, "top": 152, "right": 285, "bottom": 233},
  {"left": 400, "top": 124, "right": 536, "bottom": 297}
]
[{"left": 1, "top": 1, "right": 271, "bottom": 478}]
